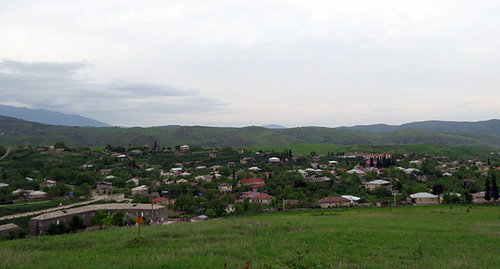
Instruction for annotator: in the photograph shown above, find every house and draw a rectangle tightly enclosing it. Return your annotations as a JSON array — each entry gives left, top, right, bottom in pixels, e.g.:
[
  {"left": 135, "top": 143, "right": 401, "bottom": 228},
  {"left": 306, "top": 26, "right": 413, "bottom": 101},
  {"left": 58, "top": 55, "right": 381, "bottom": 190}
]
[
  {"left": 237, "top": 192, "right": 275, "bottom": 204},
  {"left": 218, "top": 183, "right": 233, "bottom": 193},
  {"left": 170, "top": 167, "right": 183, "bottom": 175},
  {"left": 26, "top": 190, "right": 47, "bottom": 200},
  {"left": 317, "top": 197, "right": 351, "bottom": 208},
  {"left": 131, "top": 185, "right": 148, "bottom": 196},
  {"left": 96, "top": 182, "right": 112, "bottom": 195},
  {"left": 180, "top": 145, "right": 190, "bottom": 152},
  {"left": 0, "top": 223, "right": 21, "bottom": 236},
  {"left": 28, "top": 203, "right": 167, "bottom": 236},
  {"left": 347, "top": 168, "right": 365, "bottom": 176},
  {"left": 251, "top": 183, "right": 265, "bottom": 191},
  {"left": 127, "top": 177, "right": 141, "bottom": 186},
  {"left": 341, "top": 195, "right": 362, "bottom": 205},
  {"left": 268, "top": 157, "right": 280, "bottom": 164},
  {"left": 408, "top": 192, "right": 438, "bottom": 205},
  {"left": 152, "top": 197, "right": 170, "bottom": 204},
  {"left": 40, "top": 180, "right": 57, "bottom": 188},
  {"left": 239, "top": 178, "right": 265, "bottom": 187},
  {"left": 328, "top": 161, "right": 338, "bottom": 167},
  {"left": 240, "top": 157, "right": 255, "bottom": 164},
  {"left": 365, "top": 180, "right": 392, "bottom": 191},
  {"left": 471, "top": 192, "right": 490, "bottom": 203}
]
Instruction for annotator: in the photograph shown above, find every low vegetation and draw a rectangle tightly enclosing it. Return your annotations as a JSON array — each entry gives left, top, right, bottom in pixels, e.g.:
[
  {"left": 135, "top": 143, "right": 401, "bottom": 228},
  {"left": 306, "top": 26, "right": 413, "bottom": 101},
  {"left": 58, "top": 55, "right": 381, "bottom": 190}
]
[{"left": 0, "top": 205, "right": 499, "bottom": 268}]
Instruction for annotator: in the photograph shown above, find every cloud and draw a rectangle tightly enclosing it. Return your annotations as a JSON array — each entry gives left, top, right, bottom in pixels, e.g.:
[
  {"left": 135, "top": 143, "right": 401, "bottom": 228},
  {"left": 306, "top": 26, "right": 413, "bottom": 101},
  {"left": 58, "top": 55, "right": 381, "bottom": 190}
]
[{"left": 0, "top": 59, "right": 227, "bottom": 126}]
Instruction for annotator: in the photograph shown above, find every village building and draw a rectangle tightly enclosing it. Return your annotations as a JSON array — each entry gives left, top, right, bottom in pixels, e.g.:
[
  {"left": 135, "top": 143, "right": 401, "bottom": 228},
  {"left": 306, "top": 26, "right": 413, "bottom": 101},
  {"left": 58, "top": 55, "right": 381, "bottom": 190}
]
[
  {"left": 238, "top": 178, "right": 265, "bottom": 187},
  {"left": 131, "top": 185, "right": 148, "bottom": 196},
  {"left": 240, "top": 157, "right": 255, "bottom": 164},
  {"left": 126, "top": 177, "right": 141, "bottom": 186},
  {"left": 95, "top": 182, "right": 112, "bottom": 195},
  {"left": 268, "top": 157, "right": 280, "bottom": 164},
  {"left": 218, "top": 183, "right": 233, "bottom": 193},
  {"left": 471, "top": 191, "right": 492, "bottom": 203},
  {"left": 29, "top": 203, "right": 167, "bottom": 236},
  {"left": 0, "top": 223, "right": 21, "bottom": 236},
  {"left": 408, "top": 192, "right": 439, "bottom": 205},
  {"left": 341, "top": 195, "right": 362, "bottom": 205},
  {"left": 25, "top": 190, "right": 47, "bottom": 200},
  {"left": 317, "top": 197, "right": 351, "bottom": 208},
  {"left": 237, "top": 192, "right": 275, "bottom": 204},
  {"left": 364, "top": 180, "right": 392, "bottom": 191},
  {"left": 40, "top": 180, "right": 56, "bottom": 188}
]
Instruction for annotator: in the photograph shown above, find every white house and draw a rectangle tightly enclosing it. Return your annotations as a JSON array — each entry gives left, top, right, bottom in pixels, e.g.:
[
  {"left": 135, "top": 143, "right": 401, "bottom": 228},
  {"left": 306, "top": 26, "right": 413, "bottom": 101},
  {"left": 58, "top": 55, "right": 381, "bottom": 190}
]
[
  {"left": 268, "top": 157, "right": 280, "bottom": 164},
  {"left": 408, "top": 192, "right": 438, "bottom": 205}
]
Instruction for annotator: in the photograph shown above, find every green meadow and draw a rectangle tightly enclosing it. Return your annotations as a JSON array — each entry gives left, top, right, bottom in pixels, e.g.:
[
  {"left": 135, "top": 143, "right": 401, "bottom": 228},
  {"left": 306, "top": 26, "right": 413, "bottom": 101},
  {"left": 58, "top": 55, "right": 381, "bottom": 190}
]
[{"left": 1, "top": 205, "right": 499, "bottom": 268}]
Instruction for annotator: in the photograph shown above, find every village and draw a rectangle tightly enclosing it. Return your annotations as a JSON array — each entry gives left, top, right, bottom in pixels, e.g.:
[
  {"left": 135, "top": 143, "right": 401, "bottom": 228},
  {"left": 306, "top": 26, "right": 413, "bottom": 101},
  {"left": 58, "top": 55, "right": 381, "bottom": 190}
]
[{"left": 0, "top": 144, "right": 499, "bottom": 237}]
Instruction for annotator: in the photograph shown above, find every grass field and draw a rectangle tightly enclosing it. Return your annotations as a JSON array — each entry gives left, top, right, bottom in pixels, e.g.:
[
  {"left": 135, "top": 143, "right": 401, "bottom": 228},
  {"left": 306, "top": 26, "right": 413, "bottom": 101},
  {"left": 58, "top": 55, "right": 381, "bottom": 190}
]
[{"left": 0, "top": 205, "right": 499, "bottom": 268}]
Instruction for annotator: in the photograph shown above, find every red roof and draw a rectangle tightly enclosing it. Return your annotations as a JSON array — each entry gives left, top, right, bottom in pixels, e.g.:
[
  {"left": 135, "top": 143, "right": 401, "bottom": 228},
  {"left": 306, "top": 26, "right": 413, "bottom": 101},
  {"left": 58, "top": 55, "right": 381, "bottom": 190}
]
[
  {"left": 252, "top": 183, "right": 265, "bottom": 189},
  {"left": 240, "top": 178, "right": 265, "bottom": 185},
  {"left": 153, "top": 197, "right": 169, "bottom": 203},
  {"left": 317, "top": 197, "right": 350, "bottom": 204},
  {"left": 252, "top": 193, "right": 275, "bottom": 200}
]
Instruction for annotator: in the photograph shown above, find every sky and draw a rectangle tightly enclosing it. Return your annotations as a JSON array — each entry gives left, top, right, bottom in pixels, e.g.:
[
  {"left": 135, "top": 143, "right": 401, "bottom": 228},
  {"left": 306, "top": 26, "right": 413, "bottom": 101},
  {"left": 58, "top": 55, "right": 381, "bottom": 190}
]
[{"left": 1, "top": 1, "right": 499, "bottom": 128}]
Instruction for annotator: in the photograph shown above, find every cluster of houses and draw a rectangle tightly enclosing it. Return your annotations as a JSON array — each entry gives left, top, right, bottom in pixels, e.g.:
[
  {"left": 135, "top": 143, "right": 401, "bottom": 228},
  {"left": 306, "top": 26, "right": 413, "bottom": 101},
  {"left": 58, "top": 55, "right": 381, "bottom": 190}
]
[{"left": 4, "top": 147, "right": 500, "bottom": 239}]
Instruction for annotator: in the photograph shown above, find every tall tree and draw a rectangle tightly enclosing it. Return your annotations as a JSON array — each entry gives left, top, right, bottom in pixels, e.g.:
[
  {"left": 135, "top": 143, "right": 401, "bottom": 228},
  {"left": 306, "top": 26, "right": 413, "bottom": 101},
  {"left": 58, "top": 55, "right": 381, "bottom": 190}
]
[
  {"left": 492, "top": 174, "right": 499, "bottom": 202},
  {"left": 485, "top": 177, "right": 492, "bottom": 201}
]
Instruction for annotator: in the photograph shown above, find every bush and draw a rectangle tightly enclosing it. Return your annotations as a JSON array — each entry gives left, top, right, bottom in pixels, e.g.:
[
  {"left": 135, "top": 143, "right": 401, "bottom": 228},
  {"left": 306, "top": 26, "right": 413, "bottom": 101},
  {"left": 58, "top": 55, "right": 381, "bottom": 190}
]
[{"left": 204, "top": 209, "right": 216, "bottom": 218}]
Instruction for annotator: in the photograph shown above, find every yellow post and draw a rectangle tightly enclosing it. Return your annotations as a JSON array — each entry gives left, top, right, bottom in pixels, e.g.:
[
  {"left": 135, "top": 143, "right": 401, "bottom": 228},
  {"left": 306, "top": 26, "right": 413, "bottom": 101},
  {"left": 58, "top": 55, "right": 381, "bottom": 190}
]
[{"left": 135, "top": 217, "right": 144, "bottom": 241}]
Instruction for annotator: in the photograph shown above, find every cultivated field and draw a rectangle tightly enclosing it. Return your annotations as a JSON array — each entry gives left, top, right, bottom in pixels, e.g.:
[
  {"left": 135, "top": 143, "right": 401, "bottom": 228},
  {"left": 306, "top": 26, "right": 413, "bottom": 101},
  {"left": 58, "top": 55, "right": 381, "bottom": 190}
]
[{"left": 0, "top": 205, "right": 499, "bottom": 268}]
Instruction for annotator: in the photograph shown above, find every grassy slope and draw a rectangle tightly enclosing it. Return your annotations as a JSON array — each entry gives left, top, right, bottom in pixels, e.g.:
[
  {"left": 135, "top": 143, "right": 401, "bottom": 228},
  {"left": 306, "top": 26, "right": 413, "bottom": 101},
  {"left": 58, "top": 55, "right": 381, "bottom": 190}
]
[{"left": 0, "top": 205, "right": 499, "bottom": 268}]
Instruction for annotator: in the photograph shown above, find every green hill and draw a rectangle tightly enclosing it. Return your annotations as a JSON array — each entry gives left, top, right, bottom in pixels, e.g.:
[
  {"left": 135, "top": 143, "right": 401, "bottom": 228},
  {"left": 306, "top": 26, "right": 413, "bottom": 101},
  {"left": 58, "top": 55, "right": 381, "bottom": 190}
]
[
  {"left": 0, "top": 206, "right": 498, "bottom": 268},
  {"left": 1, "top": 115, "right": 500, "bottom": 149}
]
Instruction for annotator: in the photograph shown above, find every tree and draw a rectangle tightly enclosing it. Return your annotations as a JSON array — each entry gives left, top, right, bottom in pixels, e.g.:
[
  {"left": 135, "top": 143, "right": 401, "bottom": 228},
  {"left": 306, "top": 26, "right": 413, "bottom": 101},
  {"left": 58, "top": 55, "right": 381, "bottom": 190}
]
[
  {"left": 110, "top": 211, "right": 125, "bottom": 226},
  {"left": 431, "top": 184, "right": 445, "bottom": 204},
  {"left": 69, "top": 216, "right": 86, "bottom": 231},
  {"left": 132, "top": 195, "right": 152, "bottom": 204},
  {"left": 204, "top": 209, "right": 216, "bottom": 218},
  {"left": 91, "top": 210, "right": 109, "bottom": 226},
  {"left": 492, "top": 175, "right": 499, "bottom": 202},
  {"left": 485, "top": 177, "right": 492, "bottom": 201}
]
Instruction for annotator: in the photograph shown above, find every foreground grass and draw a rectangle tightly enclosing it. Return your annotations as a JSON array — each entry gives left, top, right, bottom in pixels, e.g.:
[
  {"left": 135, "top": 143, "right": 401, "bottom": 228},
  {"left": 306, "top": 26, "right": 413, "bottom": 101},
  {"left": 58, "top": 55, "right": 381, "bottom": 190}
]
[{"left": 0, "top": 205, "right": 499, "bottom": 268}]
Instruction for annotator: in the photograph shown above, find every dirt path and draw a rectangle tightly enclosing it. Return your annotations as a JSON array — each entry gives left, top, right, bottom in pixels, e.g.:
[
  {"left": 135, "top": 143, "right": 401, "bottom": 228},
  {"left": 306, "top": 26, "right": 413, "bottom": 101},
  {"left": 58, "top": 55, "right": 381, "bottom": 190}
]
[
  {"left": 0, "top": 148, "right": 10, "bottom": 161},
  {"left": 0, "top": 196, "right": 105, "bottom": 221}
]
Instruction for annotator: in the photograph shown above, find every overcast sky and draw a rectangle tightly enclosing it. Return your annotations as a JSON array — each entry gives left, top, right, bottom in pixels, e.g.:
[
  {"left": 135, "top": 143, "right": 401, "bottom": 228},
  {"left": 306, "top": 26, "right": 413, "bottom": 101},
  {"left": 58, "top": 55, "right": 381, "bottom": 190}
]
[{"left": 1, "top": 1, "right": 499, "bottom": 127}]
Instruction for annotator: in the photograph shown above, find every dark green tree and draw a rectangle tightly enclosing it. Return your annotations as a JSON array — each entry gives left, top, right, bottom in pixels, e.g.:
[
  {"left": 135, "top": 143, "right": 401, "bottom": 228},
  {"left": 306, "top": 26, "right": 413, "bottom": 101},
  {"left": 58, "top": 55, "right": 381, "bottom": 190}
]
[
  {"left": 91, "top": 210, "right": 109, "bottom": 226},
  {"left": 492, "top": 175, "right": 499, "bottom": 202},
  {"left": 485, "top": 177, "right": 492, "bottom": 201},
  {"left": 431, "top": 184, "right": 445, "bottom": 204},
  {"left": 110, "top": 211, "right": 125, "bottom": 226},
  {"left": 69, "top": 216, "right": 86, "bottom": 231}
]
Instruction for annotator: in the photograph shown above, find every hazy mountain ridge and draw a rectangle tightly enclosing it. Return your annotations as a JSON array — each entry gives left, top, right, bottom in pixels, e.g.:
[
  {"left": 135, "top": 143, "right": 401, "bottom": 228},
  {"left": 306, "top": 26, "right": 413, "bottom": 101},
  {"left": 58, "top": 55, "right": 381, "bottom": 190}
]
[
  {"left": 1, "top": 115, "right": 500, "bottom": 149},
  {"left": 0, "top": 105, "right": 111, "bottom": 127},
  {"left": 340, "top": 119, "right": 500, "bottom": 135}
]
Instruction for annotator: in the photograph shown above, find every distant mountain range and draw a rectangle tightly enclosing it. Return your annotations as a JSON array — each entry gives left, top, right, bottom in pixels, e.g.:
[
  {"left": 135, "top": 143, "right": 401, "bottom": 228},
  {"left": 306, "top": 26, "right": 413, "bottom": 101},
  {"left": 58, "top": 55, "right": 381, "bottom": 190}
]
[
  {"left": 0, "top": 105, "right": 111, "bottom": 127},
  {"left": 1, "top": 114, "right": 500, "bottom": 149},
  {"left": 339, "top": 120, "right": 500, "bottom": 135}
]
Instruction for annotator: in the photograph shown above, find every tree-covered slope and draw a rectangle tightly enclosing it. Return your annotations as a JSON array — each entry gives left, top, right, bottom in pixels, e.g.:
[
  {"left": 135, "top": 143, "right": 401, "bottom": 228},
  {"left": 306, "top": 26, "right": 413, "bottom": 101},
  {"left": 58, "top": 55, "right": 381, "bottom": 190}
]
[{"left": 1, "top": 115, "right": 500, "bottom": 148}]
